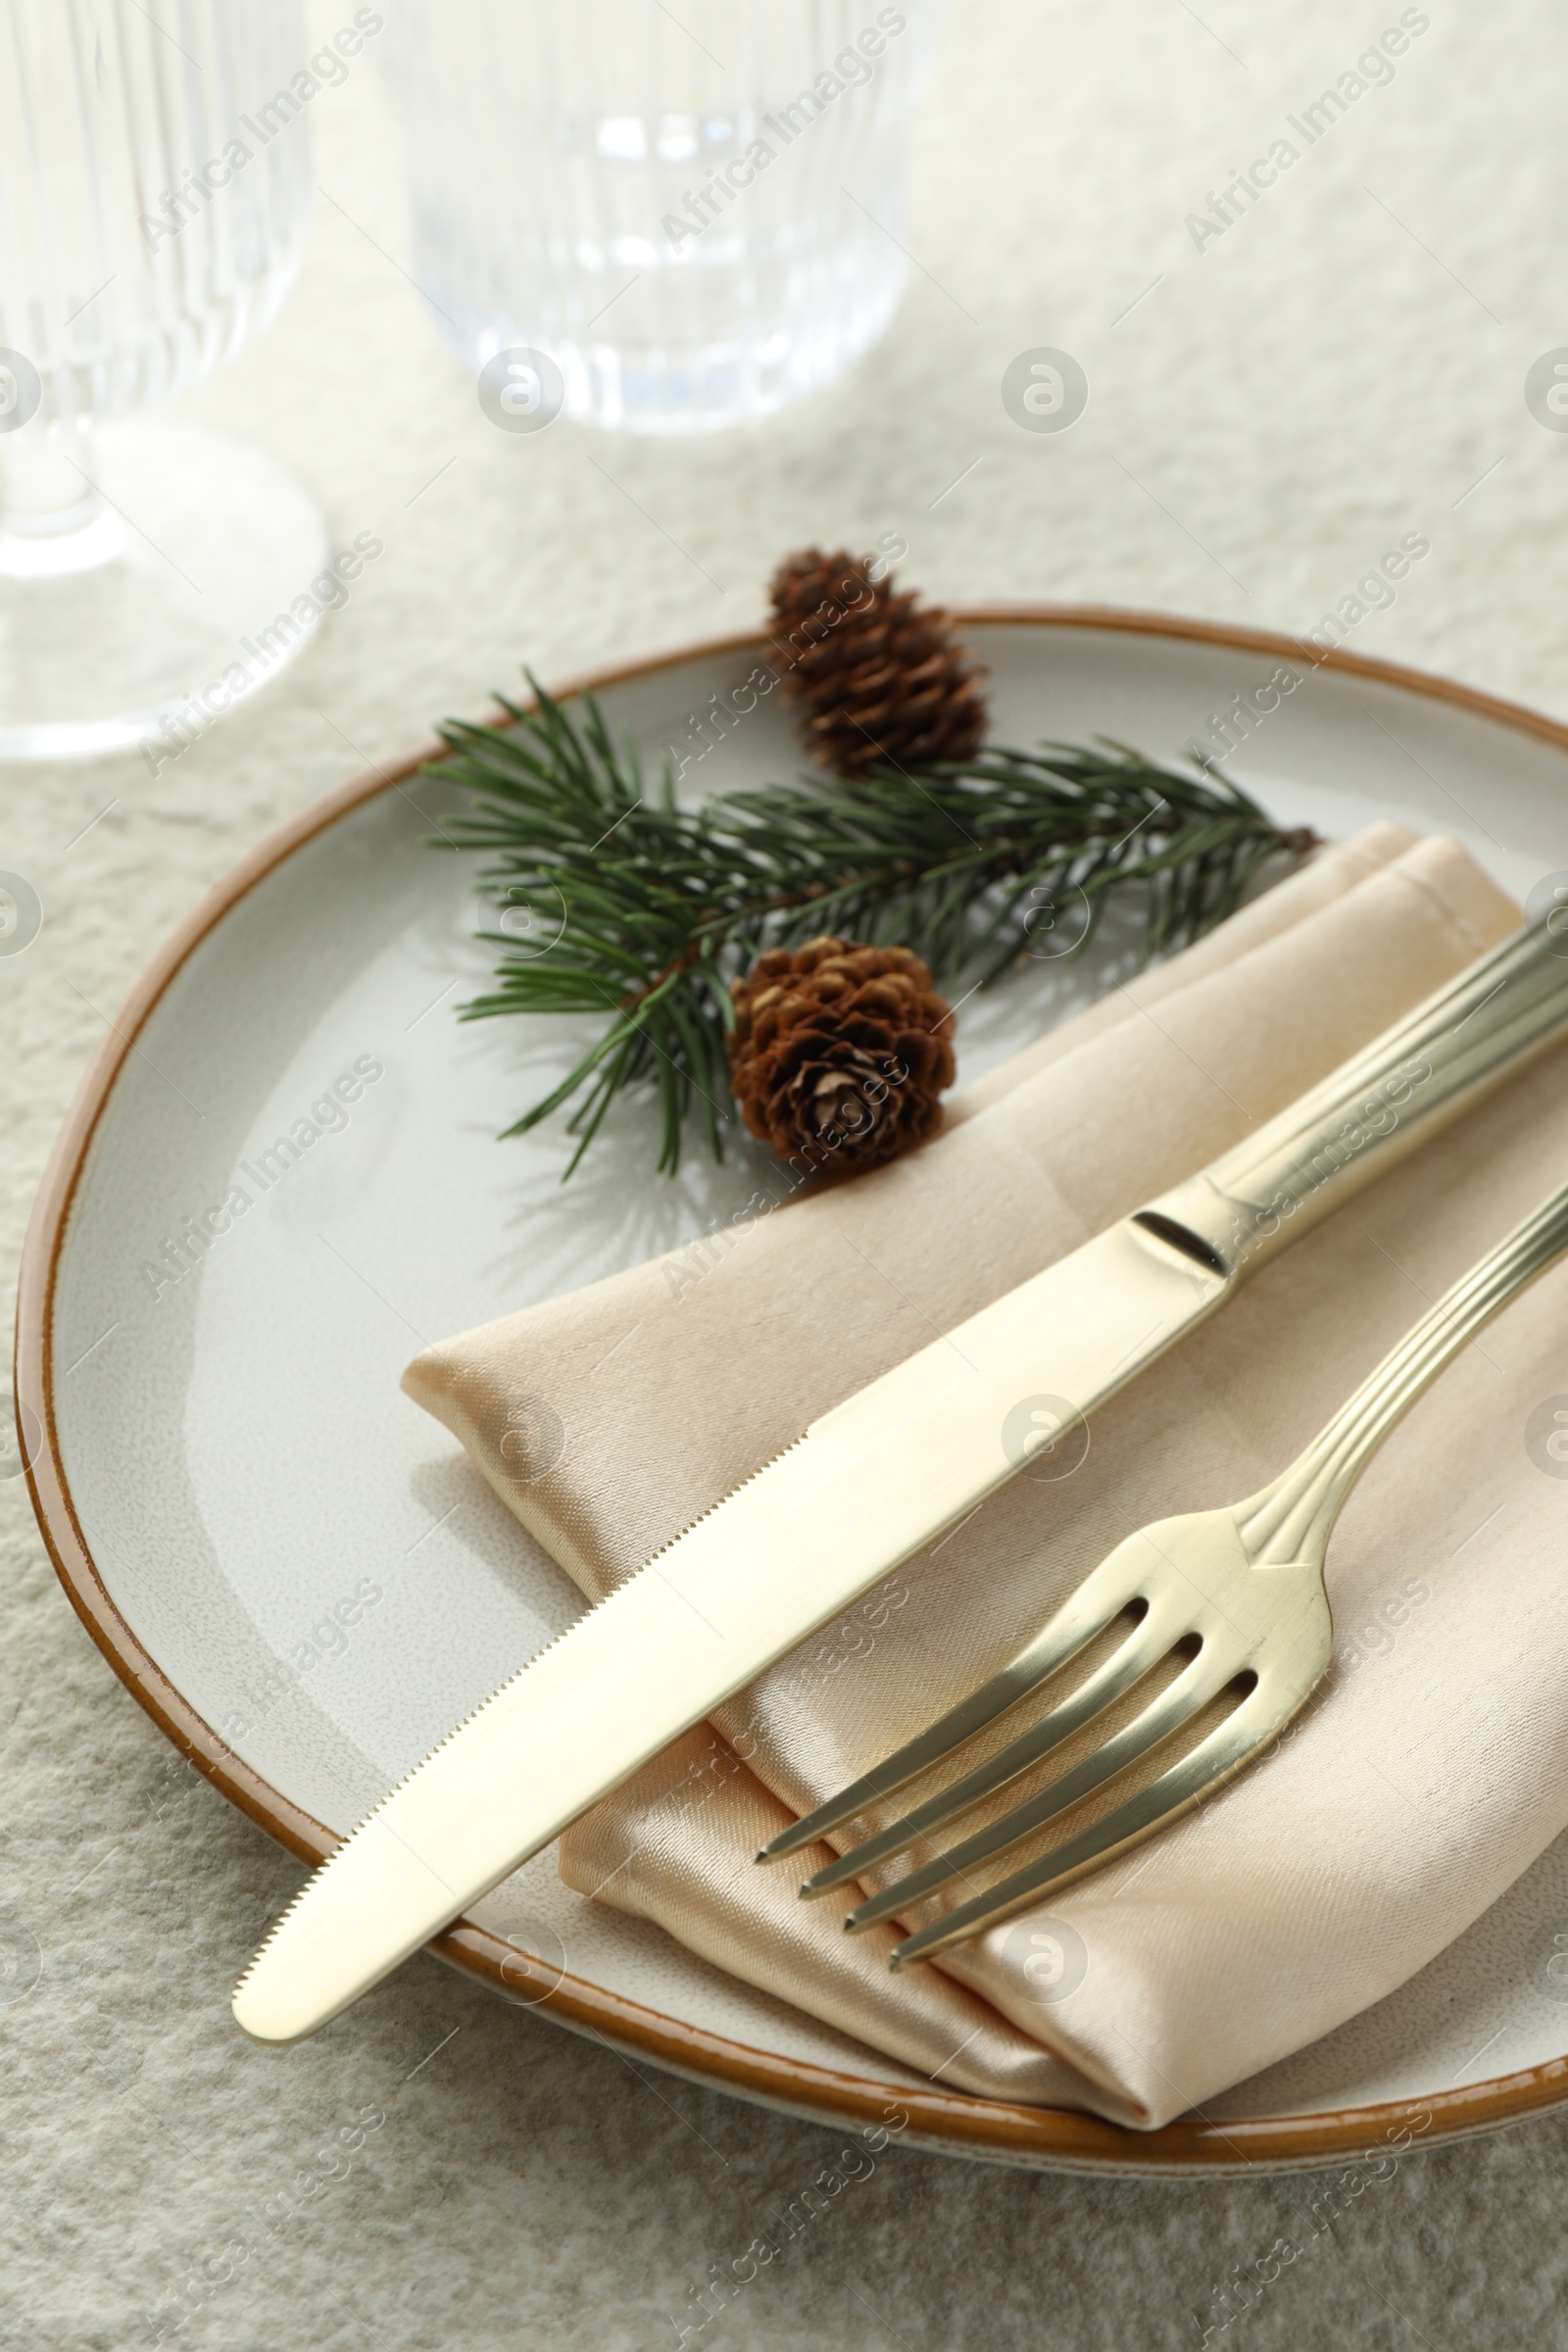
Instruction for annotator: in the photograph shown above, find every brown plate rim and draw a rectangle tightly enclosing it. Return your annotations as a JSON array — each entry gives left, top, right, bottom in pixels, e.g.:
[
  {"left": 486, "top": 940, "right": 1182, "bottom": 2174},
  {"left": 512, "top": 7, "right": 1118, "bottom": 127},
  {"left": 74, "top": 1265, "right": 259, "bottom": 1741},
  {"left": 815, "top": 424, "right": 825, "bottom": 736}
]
[{"left": 17, "top": 603, "right": 1568, "bottom": 2175}]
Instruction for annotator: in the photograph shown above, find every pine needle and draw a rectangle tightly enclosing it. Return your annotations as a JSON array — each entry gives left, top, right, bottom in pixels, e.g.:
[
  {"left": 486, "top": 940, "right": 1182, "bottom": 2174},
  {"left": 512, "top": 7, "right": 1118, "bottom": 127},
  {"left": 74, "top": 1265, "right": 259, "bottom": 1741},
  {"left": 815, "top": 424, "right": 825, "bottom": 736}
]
[{"left": 430, "top": 674, "right": 1316, "bottom": 1177}]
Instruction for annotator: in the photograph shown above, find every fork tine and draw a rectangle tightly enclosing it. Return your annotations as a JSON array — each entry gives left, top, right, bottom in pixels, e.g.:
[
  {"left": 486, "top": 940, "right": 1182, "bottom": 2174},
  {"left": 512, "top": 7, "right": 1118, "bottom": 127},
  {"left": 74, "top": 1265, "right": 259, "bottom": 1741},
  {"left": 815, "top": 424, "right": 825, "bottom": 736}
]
[
  {"left": 844, "top": 1636, "right": 1247, "bottom": 1932},
  {"left": 887, "top": 1678, "right": 1293, "bottom": 1968},
  {"left": 757, "top": 1541, "right": 1153, "bottom": 1864},
  {"left": 797, "top": 1582, "right": 1197, "bottom": 1898}
]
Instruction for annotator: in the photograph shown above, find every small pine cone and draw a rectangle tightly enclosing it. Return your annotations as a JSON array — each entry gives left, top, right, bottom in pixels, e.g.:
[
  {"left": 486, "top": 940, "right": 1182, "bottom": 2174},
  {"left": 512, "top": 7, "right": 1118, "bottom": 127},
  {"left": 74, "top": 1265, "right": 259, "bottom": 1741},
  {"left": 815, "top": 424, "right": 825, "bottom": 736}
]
[
  {"left": 768, "top": 547, "right": 987, "bottom": 781},
  {"left": 729, "top": 935, "right": 956, "bottom": 1176}
]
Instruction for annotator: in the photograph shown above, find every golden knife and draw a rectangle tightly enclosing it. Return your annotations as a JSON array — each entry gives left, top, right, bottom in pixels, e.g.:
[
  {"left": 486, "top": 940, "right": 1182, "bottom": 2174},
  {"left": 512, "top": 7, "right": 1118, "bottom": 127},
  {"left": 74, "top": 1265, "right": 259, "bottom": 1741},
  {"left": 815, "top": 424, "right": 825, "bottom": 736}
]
[{"left": 235, "top": 904, "right": 1568, "bottom": 2041}]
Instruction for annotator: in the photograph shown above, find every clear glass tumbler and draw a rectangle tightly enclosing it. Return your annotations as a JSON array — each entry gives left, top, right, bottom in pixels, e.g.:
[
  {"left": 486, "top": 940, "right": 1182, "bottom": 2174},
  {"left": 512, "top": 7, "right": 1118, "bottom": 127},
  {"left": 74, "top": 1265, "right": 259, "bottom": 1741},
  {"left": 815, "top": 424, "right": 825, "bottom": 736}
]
[
  {"left": 0, "top": 0, "right": 327, "bottom": 760},
  {"left": 382, "top": 0, "right": 934, "bottom": 434}
]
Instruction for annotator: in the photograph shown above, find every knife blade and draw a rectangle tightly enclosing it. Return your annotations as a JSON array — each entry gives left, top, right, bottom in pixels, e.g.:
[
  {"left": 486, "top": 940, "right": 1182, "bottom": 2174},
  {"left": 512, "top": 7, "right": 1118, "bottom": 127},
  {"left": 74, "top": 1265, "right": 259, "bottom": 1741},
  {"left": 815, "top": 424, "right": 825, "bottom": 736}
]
[{"left": 234, "top": 903, "right": 1568, "bottom": 2041}]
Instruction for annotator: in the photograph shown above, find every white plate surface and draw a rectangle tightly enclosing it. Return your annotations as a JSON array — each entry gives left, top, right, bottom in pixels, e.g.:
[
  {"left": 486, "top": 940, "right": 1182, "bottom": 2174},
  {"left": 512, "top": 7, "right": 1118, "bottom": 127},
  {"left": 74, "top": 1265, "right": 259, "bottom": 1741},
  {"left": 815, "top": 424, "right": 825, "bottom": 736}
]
[{"left": 47, "top": 619, "right": 1568, "bottom": 2139}]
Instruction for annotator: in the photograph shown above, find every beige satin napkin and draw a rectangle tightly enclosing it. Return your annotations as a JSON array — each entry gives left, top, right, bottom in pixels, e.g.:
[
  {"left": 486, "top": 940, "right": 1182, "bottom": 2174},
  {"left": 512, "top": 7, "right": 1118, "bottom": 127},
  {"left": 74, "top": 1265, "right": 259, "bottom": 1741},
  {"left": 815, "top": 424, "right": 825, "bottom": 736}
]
[{"left": 407, "top": 824, "right": 1568, "bottom": 2128}]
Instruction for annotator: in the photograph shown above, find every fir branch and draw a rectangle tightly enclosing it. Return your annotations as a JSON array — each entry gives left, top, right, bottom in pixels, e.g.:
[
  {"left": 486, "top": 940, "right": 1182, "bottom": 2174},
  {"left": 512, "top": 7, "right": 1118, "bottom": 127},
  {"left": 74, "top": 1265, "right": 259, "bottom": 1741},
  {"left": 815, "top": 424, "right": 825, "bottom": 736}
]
[{"left": 431, "top": 676, "right": 1316, "bottom": 1177}]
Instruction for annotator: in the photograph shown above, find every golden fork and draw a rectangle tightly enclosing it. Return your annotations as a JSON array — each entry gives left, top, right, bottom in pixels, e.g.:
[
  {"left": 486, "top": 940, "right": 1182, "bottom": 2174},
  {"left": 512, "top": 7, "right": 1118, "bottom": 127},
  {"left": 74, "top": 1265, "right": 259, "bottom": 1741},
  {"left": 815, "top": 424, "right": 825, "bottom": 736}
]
[{"left": 759, "top": 1172, "right": 1568, "bottom": 1968}]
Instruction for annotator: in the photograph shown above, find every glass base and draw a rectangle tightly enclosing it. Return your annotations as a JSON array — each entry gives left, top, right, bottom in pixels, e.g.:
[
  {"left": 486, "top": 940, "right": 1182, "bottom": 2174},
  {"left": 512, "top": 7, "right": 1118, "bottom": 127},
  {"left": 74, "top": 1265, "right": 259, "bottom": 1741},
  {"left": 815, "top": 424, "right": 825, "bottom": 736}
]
[
  {"left": 484, "top": 269, "right": 907, "bottom": 436},
  {"left": 0, "top": 418, "right": 328, "bottom": 761}
]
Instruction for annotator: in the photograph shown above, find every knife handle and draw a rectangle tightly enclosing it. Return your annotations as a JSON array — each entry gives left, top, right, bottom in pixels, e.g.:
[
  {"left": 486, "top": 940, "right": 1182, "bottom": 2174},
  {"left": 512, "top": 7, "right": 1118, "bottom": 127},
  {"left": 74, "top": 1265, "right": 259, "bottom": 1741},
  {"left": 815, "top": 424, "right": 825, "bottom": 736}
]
[{"left": 1141, "top": 903, "right": 1566, "bottom": 1279}]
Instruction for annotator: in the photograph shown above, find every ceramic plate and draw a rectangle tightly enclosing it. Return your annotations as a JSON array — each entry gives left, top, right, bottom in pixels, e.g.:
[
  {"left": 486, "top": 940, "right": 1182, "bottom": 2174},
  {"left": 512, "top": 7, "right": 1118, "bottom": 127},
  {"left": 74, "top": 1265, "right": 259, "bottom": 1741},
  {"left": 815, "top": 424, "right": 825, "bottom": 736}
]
[{"left": 23, "top": 610, "right": 1568, "bottom": 2175}]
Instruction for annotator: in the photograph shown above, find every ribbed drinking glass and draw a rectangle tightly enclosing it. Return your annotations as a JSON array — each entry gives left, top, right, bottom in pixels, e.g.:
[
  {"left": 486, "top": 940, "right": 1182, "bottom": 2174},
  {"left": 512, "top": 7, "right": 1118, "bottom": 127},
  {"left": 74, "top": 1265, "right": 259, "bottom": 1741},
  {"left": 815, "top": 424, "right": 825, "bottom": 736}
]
[
  {"left": 0, "top": 0, "right": 329, "bottom": 760},
  {"left": 382, "top": 0, "right": 934, "bottom": 434}
]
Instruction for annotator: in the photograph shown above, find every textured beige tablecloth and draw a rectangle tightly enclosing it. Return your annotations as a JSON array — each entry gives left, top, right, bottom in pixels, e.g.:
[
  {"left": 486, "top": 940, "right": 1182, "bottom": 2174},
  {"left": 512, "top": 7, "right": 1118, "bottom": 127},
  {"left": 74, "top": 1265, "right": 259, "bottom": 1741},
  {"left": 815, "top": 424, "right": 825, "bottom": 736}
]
[{"left": 404, "top": 826, "right": 1568, "bottom": 2128}]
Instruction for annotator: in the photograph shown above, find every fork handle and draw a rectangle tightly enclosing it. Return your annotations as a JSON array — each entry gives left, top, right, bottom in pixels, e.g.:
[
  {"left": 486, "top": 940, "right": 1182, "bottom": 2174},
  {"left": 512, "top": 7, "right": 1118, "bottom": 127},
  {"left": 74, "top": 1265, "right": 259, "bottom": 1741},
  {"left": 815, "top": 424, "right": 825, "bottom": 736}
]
[
  {"left": 1242, "top": 1172, "right": 1568, "bottom": 1564},
  {"left": 1142, "top": 907, "right": 1568, "bottom": 1280}
]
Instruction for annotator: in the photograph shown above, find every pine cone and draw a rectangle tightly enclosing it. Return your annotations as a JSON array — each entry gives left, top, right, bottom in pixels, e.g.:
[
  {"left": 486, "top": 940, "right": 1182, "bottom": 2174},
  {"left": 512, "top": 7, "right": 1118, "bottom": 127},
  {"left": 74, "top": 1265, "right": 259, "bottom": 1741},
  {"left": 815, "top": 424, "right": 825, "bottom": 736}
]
[
  {"left": 729, "top": 936, "right": 956, "bottom": 1175},
  {"left": 768, "top": 548, "right": 987, "bottom": 781}
]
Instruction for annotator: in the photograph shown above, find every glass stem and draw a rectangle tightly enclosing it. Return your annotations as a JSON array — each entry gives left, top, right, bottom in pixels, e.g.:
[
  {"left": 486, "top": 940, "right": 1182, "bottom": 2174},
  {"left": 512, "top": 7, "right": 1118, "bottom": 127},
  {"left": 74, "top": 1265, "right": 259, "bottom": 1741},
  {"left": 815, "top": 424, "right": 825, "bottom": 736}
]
[{"left": 0, "top": 416, "right": 111, "bottom": 574}]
